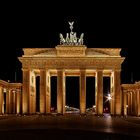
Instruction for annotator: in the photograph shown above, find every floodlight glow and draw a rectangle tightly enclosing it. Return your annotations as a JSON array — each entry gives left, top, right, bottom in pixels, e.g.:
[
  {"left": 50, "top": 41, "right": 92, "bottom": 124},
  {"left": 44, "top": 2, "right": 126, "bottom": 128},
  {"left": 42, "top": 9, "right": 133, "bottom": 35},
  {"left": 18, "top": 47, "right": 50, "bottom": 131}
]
[{"left": 107, "top": 94, "right": 112, "bottom": 100}]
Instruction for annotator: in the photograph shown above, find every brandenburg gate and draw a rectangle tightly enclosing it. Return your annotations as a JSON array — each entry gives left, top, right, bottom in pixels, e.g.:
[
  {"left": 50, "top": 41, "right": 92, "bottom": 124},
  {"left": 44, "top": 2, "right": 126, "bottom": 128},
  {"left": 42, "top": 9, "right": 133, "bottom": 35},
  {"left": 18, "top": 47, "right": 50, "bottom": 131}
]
[{"left": 18, "top": 22, "right": 125, "bottom": 115}]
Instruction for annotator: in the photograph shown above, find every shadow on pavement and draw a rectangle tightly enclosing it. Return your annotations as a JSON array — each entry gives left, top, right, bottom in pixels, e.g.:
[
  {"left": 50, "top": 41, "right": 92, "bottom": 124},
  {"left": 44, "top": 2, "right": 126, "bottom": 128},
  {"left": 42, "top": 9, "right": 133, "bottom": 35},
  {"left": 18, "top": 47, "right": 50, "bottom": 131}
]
[{"left": 0, "top": 129, "right": 139, "bottom": 140}]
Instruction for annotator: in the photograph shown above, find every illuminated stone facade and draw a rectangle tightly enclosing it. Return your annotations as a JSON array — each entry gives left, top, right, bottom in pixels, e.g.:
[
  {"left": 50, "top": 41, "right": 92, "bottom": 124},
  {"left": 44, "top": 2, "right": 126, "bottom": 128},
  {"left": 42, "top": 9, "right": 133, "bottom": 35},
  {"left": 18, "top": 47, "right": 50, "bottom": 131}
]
[
  {"left": 122, "top": 82, "right": 140, "bottom": 116},
  {"left": 0, "top": 80, "right": 22, "bottom": 114},
  {"left": 18, "top": 45, "right": 124, "bottom": 115},
  {"left": 0, "top": 22, "right": 131, "bottom": 116}
]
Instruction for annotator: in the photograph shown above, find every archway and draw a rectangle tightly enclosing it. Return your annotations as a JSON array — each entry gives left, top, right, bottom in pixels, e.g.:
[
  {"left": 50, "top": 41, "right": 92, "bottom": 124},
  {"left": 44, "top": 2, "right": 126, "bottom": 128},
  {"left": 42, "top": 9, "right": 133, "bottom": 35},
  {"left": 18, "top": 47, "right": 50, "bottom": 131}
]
[
  {"left": 51, "top": 76, "right": 57, "bottom": 113},
  {"left": 86, "top": 77, "right": 95, "bottom": 114},
  {"left": 66, "top": 77, "right": 80, "bottom": 113},
  {"left": 36, "top": 76, "right": 40, "bottom": 113}
]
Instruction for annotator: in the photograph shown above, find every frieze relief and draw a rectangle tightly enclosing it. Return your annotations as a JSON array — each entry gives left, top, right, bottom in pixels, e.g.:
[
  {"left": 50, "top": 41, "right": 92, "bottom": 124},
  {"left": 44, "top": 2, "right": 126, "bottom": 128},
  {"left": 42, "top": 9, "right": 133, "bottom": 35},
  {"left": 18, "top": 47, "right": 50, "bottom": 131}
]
[{"left": 22, "top": 58, "right": 123, "bottom": 69}]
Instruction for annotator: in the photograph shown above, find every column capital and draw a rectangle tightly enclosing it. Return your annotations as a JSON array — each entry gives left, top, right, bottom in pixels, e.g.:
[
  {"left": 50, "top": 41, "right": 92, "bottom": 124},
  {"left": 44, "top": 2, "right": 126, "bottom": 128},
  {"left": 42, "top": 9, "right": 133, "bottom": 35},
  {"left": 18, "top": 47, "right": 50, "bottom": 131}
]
[
  {"left": 57, "top": 68, "right": 64, "bottom": 70},
  {"left": 80, "top": 68, "right": 86, "bottom": 71},
  {"left": 80, "top": 69, "right": 86, "bottom": 75},
  {"left": 95, "top": 69, "right": 103, "bottom": 77},
  {"left": 123, "top": 89, "right": 128, "bottom": 94},
  {"left": 113, "top": 69, "right": 121, "bottom": 72},
  {"left": 39, "top": 68, "right": 46, "bottom": 71},
  {"left": 57, "top": 69, "right": 66, "bottom": 73},
  {"left": 96, "top": 69, "right": 103, "bottom": 72}
]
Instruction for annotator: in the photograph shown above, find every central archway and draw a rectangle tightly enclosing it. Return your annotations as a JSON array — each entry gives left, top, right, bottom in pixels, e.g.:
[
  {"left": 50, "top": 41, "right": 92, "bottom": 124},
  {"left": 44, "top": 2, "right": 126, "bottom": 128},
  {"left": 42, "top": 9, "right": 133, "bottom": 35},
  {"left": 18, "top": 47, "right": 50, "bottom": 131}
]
[
  {"left": 86, "top": 77, "right": 95, "bottom": 113},
  {"left": 66, "top": 77, "right": 80, "bottom": 113}
]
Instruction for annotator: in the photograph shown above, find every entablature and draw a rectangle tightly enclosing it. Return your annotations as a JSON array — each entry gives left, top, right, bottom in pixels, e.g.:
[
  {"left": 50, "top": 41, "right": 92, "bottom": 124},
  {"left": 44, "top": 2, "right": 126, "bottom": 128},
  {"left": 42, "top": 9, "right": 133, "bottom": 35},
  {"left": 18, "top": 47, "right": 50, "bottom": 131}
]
[{"left": 19, "top": 57, "right": 124, "bottom": 70}]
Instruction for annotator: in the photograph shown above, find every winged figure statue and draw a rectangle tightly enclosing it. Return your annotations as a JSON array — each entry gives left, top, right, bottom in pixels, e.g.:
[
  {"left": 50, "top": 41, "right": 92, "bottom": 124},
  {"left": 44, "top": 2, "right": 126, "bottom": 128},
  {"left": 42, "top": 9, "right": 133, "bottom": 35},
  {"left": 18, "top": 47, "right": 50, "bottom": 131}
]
[{"left": 68, "top": 21, "right": 74, "bottom": 32}]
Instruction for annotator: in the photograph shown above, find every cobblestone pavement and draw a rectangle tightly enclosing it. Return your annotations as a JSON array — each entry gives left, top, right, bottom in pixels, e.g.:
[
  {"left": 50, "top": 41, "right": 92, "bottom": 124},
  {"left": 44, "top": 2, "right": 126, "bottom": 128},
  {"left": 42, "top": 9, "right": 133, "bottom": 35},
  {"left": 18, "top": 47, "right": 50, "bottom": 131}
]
[{"left": 0, "top": 114, "right": 140, "bottom": 140}]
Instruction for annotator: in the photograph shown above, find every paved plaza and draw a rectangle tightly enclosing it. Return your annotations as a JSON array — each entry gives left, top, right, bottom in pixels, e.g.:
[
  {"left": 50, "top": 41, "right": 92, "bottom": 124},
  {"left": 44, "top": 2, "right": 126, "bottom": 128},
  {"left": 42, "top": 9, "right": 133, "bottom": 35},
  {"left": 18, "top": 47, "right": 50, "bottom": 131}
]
[{"left": 0, "top": 114, "right": 140, "bottom": 139}]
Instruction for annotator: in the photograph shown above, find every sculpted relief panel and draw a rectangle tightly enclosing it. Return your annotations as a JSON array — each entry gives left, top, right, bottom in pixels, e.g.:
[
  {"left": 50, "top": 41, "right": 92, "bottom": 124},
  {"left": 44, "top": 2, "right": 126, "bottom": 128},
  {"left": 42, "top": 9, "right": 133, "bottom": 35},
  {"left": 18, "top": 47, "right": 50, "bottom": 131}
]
[{"left": 22, "top": 58, "right": 123, "bottom": 70}]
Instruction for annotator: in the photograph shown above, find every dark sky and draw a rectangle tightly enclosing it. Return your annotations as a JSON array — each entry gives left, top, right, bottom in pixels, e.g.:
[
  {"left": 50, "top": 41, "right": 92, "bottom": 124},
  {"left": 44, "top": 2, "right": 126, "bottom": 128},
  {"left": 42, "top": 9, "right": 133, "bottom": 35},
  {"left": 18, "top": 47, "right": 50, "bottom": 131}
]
[{"left": 1, "top": 2, "right": 139, "bottom": 84}]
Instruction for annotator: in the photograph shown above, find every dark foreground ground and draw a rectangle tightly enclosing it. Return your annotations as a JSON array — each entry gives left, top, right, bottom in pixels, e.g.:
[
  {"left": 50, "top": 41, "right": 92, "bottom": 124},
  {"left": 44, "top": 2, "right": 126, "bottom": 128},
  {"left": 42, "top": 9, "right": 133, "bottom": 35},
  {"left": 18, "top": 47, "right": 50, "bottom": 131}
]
[{"left": 0, "top": 114, "right": 140, "bottom": 140}]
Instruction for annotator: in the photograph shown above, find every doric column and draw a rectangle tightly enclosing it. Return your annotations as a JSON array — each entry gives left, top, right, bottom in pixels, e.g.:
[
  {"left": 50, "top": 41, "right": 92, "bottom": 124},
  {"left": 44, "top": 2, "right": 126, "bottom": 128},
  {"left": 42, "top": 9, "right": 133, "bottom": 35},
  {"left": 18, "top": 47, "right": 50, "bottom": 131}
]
[
  {"left": 95, "top": 70, "right": 103, "bottom": 115},
  {"left": 6, "top": 89, "right": 10, "bottom": 114},
  {"left": 111, "top": 70, "right": 121, "bottom": 115},
  {"left": 0, "top": 86, "right": 3, "bottom": 114},
  {"left": 110, "top": 72, "right": 114, "bottom": 115},
  {"left": 123, "top": 91, "right": 127, "bottom": 116},
  {"left": 16, "top": 90, "right": 21, "bottom": 114},
  {"left": 130, "top": 92, "right": 133, "bottom": 115},
  {"left": 9, "top": 90, "right": 13, "bottom": 114},
  {"left": 115, "top": 70, "right": 121, "bottom": 115},
  {"left": 57, "top": 69, "right": 65, "bottom": 114},
  {"left": 137, "top": 90, "right": 140, "bottom": 116},
  {"left": 132, "top": 91, "right": 135, "bottom": 115},
  {"left": 80, "top": 69, "right": 86, "bottom": 114},
  {"left": 40, "top": 69, "right": 47, "bottom": 114},
  {"left": 134, "top": 91, "right": 137, "bottom": 116},
  {"left": 127, "top": 92, "right": 131, "bottom": 115},
  {"left": 12, "top": 90, "right": 16, "bottom": 114},
  {"left": 29, "top": 70, "right": 36, "bottom": 114},
  {"left": 46, "top": 70, "right": 51, "bottom": 113},
  {"left": 22, "top": 69, "right": 30, "bottom": 114}
]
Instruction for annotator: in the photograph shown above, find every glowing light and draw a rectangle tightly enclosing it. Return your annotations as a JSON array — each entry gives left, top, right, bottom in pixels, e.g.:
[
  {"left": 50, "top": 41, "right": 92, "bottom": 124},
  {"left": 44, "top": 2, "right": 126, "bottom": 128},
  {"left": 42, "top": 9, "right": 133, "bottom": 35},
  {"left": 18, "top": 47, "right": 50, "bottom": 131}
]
[
  {"left": 93, "top": 105, "right": 96, "bottom": 108},
  {"left": 104, "top": 93, "right": 112, "bottom": 102},
  {"left": 107, "top": 94, "right": 112, "bottom": 100}
]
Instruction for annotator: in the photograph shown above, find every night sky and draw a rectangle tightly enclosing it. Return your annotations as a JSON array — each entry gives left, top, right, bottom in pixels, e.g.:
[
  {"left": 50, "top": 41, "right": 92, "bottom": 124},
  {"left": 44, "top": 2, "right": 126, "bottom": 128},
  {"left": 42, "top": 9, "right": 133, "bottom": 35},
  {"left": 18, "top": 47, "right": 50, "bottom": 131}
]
[{"left": 1, "top": 3, "right": 139, "bottom": 85}]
